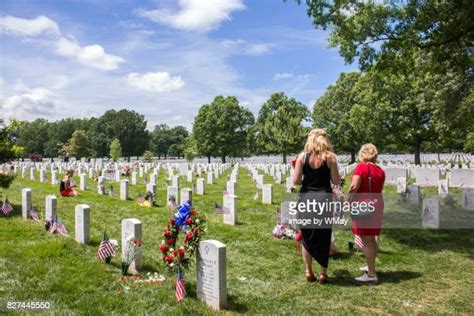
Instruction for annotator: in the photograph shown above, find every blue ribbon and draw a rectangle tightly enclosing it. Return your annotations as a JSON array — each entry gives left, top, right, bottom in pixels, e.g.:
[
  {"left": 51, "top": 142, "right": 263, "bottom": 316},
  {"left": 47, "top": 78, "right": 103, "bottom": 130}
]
[{"left": 173, "top": 201, "right": 191, "bottom": 230}]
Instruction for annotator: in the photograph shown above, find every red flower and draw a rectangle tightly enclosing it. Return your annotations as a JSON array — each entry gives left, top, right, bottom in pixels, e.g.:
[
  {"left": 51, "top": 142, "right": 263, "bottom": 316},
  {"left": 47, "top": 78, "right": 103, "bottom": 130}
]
[
  {"left": 185, "top": 231, "right": 193, "bottom": 242},
  {"left": 185, "top": 217, "right": 193, "bottom": 225},
  {"left": 193, "top": 229, "right": 199, "bottom": 235},
  {"left": 190, "top": 209, "right": 196, "bottom": 215},
  {"left": 162, "top": 255, "right": 167, "bottom": 261},
  {"left": 166, "top": 223, "right": 170, "bottom": 228},
  {"left": 166, "top": 255, "right": 174, "bottom": 264},
  {"left": 133, "top": 240, "right": 142, "bottom": 247},
  {"left": 167, "top": 238, "right": 174, "bottom": 246},
  {"left": 178, "top": 248, "right": 185, "bottom": 257},
  {"left": 164, "top": 230, "right": 171, "bottom": 237},
  {"left": 160, "top": 244, "right": 168, "bottom": 253},
  {"left": 170, "top": 219, "right": 176, "bottom": 225}
]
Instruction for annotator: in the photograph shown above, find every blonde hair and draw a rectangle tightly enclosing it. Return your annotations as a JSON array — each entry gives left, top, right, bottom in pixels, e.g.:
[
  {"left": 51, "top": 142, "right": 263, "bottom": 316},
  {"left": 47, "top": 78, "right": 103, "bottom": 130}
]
[
  {"left": 304, "top": 128, "right": 333, "bottom": 160},
  {"left": 358, "top": 143, "right": 378, "bottom": 163}
]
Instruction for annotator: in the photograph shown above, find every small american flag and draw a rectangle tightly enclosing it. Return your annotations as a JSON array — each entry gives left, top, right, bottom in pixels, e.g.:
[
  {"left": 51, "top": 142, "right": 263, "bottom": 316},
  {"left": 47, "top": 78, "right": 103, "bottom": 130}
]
[
  {"left": 49, "top": 216, "right": 68, "bottom": 237},
  {"left": 1, "top": 199, "right": 13, "bottom": 215},
  {"left": 253, "top": 191, "right": 259, "bottom": 201},
  {"left": 168, "top": 196, "right": 177, "bottom": 210},
  {"left": 354, "top": 235, "right": 364, "bottom": 251},
  {"left": 30, "top": 207, "right": 40, "bottom": 222},
  {"left": 97, "top": 230, "right": 116, "bottom": 261},
  {"left": 422, "top": 206, "right": 434, "bottom": 224},
  {"left": 215, "top": 203, "right": 229, "bottom": 214},
  {"left": 223, "top": 189, "right": 229, "bottom": 195},
  {"left": 175, "top": 265, "right": 186, "bottom": 301}
]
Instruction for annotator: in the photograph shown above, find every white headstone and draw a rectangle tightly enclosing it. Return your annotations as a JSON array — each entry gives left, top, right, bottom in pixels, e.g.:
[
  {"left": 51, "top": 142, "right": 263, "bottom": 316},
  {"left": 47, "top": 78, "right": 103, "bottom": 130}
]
[
  {"left": 187, "top": 170, "right": 193, "bottom": 183},
  {"left": 40, "top": 169, "right": 46, "bottom": 183},
  {"left": 396, "top": 177, "right": 407, "bottom": 193},
  {"left": 207, "top": 172, "right": 214, "bottom": 185},
  {"left": 97, "top": 176, "right": 105, "bottom": 195},
  {"left": 131, "top": 172, "right": 137, "bottom": 185},
  {"left": 30, "top": 168, "right": 35, "bottom": 181},
  {"left": 167, "top": 186, "right": 178, "bottom": 204},
  {"left": 120, "top": 179, "right": 129, "bottom": 200},
  {"left": 21, "top": 188, "right": 32, "bottom": 219},
  {"left": 180, "top": 188, "right": 192, "bottom": 205},
  {"left": 462, "top": 188, "right": 474, "bottom": 210},
  {"left": 80, "top": 173, "right": 87, "bottom": 191},
  {"left": 146, "top": 183, "right": 156, "bottom": 196},
  {"left": 75, "top": 204, "right": 90, "bottom": 244},
  {"left": 223, "top": 194, "right": 237, "bottom": 226},
  {"left": 407, "top": 184, "right": 421, "bottom": 204},
  {"left": 450, "top": 169, "right": 474, "bottom": 188},
  {"left": 172, "top": 175, "right": 180, "bottom": 189},
  {"left": 262, "top": 184, "right": 273, "bottom": 204},
  {"left": 51, "top": 170, "right": 58, "bottom": 185},
  {"left": 197, "top": 178, "right": 205, "bottom": 195},
  {"left": 384, "top": 167, "right": 408, "bottom": 185},
  {"left": 226, "top": 181, "right": 235, "bottom": 196},
  {"left": 121, "top": 218, "right": 143, "bottom": 274},
  {"left": 422, "top": 198, "right": 439, "bottom": 228},
  {"left": 196, "top": 240, "right": 227, "bottom": 310},
  {"left": 416, "top": 168, "right": 440, "bottom": 187},
  {"left": 45, "top": 195, "right": 57, "bottom": 220}
]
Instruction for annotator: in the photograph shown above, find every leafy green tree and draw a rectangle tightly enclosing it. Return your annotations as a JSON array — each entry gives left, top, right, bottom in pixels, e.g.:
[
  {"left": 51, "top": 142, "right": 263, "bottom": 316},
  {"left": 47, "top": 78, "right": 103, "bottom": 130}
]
[
  {"left": 151, "top": 124, "right": 173, "bottom": 159},
  {"left": 193, "top": 96, "right": 254, "bottom": 163},
  {"left": 299, "top": 0, "right": 473, "bottom": 72},
  {"left": 183, "top": 135, "right": 199, "bottom": 162},
  {"left": 45, "top": 118, "right": 91, "bottom": 157},
  {"left": 167, "top": 143, "right": 182, "bottom": 158},
  {"left": 90, "top": 110, "right": 149, "bottom": 157},
  {"left": 16, "top": 118, "right": 50, "bottom": 156},
  {"left": 142, "top": 150, "right": 154, "bottom": 162},
  {"left": 61, "top": 130, "right": 91, "bottom": 158},
  {"left": 109, "top": 138, "right": 122, "bottom": 161},
  {"left": 0, "top": 120, "right": 16, "bottom": 189},
  {"left": 254, "top": 92, "right": 310, "bottom": 162},
  {"left": 464, "top": 132, "right": 474, "bottom": 153},
  {"left": 313, "top": 72, "right": 369, "bottom": 163}
]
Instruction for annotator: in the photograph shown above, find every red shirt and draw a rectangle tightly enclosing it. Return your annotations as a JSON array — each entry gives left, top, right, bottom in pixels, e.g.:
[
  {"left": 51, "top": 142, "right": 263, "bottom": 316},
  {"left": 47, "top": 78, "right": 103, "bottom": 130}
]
[{"left": 353, "top": 162, "right": 385, "bottom": 194}]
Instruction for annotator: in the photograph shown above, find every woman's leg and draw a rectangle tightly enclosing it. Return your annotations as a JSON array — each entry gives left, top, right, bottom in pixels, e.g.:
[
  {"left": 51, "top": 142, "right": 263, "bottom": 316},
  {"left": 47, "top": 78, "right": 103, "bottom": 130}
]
[
  {"left": 301, "top": 245, "right": 314, "bottom": 276},
  {"left": 361, "top": 236, "right": 377, "bottom": 276}
]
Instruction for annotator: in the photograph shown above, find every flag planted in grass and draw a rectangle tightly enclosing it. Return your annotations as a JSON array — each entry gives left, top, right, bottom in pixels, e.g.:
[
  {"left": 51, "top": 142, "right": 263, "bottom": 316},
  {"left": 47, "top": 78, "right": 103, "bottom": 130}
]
[
  {"left": 49, "top": 216, "right": 68, "bottom": 237},
  {"left": 175, "top": 265, "right": 186, "bottom": 301},
  {"left": 1, "top": 198, "right": 13, "bottom": 215},
  {"left": 97, "top": 230, "right": 116, "bottom": 262},
  {"left": 215, "top": 203, "right": 230, "bottom": 214},
  {"left": 30, "top": 207, "right": 40, "bottom": 222}
]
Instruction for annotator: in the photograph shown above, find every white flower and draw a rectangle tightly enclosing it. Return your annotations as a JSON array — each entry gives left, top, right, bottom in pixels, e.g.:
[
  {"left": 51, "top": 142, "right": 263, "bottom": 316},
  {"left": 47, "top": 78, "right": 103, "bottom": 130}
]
[
  {"left": 110, "top": 239, "right": 119, "bottom": 247},
  {"left": 169, "top": 248, "right": 174, "bottom": 253},
  {"left": 126, "top": 235, "right": 134, "bottom": 242},
  {"left": 195, "top": 219, "right": 200, "bottom": 224},
  {"left": 169, "top": 263, "right": 175, "bottom": 267},
  {"left": 147, "top": 272, "right": 151, "bottom": 276}
]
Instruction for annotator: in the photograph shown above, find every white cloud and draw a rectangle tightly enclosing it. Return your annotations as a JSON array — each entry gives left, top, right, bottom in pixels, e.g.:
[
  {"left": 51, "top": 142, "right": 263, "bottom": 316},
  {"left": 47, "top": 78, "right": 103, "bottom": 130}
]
[
  {"left": 1, "top": 85, "right": 57, "bottom": 121},
  {"left": 220, "top": 39, "right": 271, "bottom": 56},
  {"left": 0, "top": 15, "right": 60, "bottom": 37},
  {"left": 1, "top": 15, "right": 124, "bottom": 71},
  {"left": 136, "top": 0, "right": 245, "bottom": 32},
  {"left": 55, "top": 37, "right": 124, "bottom": 71},
  {"left": 127, "top": 72, "right": 185, "bottom": 93},
  {"left": 273, "top": 72, "right": 294, "bottom": 80}
]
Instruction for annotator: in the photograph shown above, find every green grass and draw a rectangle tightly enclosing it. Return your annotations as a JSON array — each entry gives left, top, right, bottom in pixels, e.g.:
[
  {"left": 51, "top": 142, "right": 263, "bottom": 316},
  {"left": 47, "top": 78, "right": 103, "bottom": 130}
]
[{"left": 1, "top": 168, "right": 474, "bottom": 315}]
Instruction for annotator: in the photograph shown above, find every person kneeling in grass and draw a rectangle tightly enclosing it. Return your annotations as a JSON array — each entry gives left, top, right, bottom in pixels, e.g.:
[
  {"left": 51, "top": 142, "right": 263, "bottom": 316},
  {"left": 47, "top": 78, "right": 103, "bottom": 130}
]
[{"left": 60, "top": 170, "right": 79, "bottom": 197}]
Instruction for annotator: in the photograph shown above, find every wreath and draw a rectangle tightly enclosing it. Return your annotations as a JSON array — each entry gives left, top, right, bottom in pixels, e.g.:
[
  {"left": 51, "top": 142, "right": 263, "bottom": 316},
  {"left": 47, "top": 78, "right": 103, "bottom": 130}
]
[{"left": 160, "top": 201, "right": 206, "bottom": 273}]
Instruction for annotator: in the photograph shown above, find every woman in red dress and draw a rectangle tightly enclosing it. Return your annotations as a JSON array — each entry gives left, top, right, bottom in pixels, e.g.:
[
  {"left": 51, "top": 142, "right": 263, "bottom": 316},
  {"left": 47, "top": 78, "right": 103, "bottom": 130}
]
[
  {"left": 348, "top": 144, "right": 385, "bottom": 282},
  {"left": 60, "top": 170, "right": 78, "bottom": 197}
]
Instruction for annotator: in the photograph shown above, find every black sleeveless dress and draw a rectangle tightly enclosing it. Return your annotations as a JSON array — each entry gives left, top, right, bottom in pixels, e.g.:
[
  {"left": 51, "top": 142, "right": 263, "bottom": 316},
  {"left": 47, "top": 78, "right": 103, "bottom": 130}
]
[{"left": 299, "top": 152, "right": 332, "bottom": 268}]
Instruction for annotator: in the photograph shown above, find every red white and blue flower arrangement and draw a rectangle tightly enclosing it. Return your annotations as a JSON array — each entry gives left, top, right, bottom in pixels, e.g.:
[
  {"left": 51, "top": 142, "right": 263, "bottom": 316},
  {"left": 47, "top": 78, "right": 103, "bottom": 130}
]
[{"left": 160, "top": 201, "right": 206, "bottom": 301}]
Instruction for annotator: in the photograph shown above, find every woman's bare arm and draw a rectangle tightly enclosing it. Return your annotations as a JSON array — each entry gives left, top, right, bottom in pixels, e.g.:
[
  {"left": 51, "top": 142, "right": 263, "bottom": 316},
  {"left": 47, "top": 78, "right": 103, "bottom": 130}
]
[
  {"left": 293, "top": 153, "right": 305, "bottom": 185},
  {"left": 328, "top": 153, "right": 341, "bottom": 186}
]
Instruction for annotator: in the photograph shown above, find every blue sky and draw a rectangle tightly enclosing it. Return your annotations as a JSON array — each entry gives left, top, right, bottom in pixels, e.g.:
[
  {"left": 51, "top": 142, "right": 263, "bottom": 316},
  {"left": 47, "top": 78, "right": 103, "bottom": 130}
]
[{"left": 0, "top": 0, "right": 357, "bottom": 129}]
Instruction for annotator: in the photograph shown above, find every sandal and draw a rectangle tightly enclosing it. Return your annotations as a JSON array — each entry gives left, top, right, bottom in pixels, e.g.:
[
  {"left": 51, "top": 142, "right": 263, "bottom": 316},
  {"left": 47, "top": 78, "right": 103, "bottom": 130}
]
[
  {"left": 305, "top": 272, "right": 317, "bottom": 283},
  {"left": 319, "top": 272, "right": 328, "bottom": 285}
]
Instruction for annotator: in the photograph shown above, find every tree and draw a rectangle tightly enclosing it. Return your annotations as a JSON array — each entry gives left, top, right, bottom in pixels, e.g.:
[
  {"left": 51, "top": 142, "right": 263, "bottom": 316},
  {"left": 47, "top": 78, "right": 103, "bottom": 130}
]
[
  {"left": 254, "top": 92, "right": 310, "bottom": 162},
  {"left": 299, "top": 0, "right": 473, "bottom": 72},
  {"left": 167, "top": 143, "right": 181, "bottom": 158},
  {"left": 465, "top": 132, "right": 474, "bottom": 153},
  {"left": 0, "top": 120, "right": 16, "bottom": 189},
  {"left": 90, "top": 109, "right": 149, "bottom": 157},
  {"left": 193, "top": 96, "right": 254, "bottom": 163},
  {"left": 45, "top": 118, "right": 91, "bottom": 157},
  {"left": 142, "top": 150, "right": 154, "bottom": 162},
  {"left": 151, "top": 124, "right": 173, "bottom": 159},
  {"left": 183, "top": 135, "right": 199, "bottom": 162},
  {"left": 313, "top": 72, "right": 369, "bottom": 163},
  {"left": 16, "top": 118, "right": 50, "bottom": 156},
  {"left": 61, "top": 130, "right": 91, "bottom": 158},
  {"left": 109, "top": 138, "right": 122, "bottom": 161}
]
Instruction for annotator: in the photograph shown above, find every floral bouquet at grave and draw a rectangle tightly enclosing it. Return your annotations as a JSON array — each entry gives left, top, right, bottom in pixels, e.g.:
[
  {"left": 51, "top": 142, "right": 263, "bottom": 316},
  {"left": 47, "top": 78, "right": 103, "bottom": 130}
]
[
  {"left": 122, "top": 237, "right": 142, "bottom": 275},
  {"left": 160, "top": 202, "right": 206, "bottom": 274},
  {"left": 122, "top": 165, "right": 131, "bottom": 177},
  {"left": 272, "top": 224, "right": 297, "bottom": 240}
]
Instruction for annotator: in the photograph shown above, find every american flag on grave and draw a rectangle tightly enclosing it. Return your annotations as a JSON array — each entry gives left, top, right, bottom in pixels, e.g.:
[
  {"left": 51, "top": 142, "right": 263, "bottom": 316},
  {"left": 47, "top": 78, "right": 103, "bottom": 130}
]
[
  {"left": 175, "top": 265, "right": 186, "bottom": 301},
  {"left": 354, "top": 235, "right": 364, "bottom": 250},
  {"left": 168, "top": 195, "right": 177, "bottom": 210},
  {"left": 422, "top": 205, "right": 435, "bottom": 226},
  {"left": 1, "top": 198, "right": 13, "bottom": 215},
  {"left": 96, "top": 230, "right": 116, "bottom": 262},
  {"left": 215, "top": 203, "right": 230, "bottom": 214},
  {"left": 30, "top": 207, "right": 40, "bottom": 222},
  {"left": 253, "top": 190, "right": 259, "bottom": 201},
  {"left": 49, "top": 216, "right": 68, "bottom": 237}
]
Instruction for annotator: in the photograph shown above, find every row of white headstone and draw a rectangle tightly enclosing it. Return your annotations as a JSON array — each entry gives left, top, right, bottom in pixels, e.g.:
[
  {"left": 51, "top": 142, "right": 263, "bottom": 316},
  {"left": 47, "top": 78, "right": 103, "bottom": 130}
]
[{"left": 19, "top": 187, "right": 228, "bottom": 310}]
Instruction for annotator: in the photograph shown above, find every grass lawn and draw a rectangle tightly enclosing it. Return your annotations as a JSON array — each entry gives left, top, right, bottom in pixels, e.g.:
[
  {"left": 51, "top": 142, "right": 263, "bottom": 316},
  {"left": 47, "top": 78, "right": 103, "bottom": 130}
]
[{"left": 1, "top": 167, "right": 474, "bottom": 315}]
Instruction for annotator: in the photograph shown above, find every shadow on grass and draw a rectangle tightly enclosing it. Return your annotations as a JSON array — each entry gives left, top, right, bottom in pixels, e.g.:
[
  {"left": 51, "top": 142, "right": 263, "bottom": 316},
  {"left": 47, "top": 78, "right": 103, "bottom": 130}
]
[
  {"left": 384, "top": 229, "right": 474, "bottom": 259},
  {"left": 330, "top": 269, "right": 422, "bottom": 286}
]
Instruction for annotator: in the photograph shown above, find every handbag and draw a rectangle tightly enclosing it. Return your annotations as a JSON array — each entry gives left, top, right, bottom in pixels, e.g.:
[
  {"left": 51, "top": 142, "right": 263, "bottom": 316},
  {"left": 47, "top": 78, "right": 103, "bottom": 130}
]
[{"left": 351, "top": 163, "right": 376, "bottom": 221}]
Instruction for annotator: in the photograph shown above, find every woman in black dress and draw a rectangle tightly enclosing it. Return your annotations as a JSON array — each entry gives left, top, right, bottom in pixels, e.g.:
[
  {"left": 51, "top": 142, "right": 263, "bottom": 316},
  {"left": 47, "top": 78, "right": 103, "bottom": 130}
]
[{"left": 293, "top": 128, "right": 341, "bottom": 284}]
